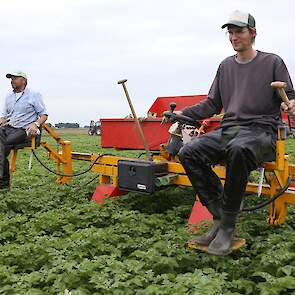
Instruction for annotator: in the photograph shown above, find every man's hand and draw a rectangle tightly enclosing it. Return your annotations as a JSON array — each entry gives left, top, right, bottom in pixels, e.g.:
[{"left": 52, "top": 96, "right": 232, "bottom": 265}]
[
  {"left": 0, "top": 117, "right": 9, "bottom": 127},
  {"left": 0, "top": 117, "right": 6, "bottom": 127},
  {"left": 173, "top": 110, "right": 183, "bottom": 116},
  {"left": 26, "top": 122, "right": 40, "bottom": 137},
  {"left": 281, "top": 100, "right": 295, "bottom": 118},
  {"left": 162, "top": 110, "right": 183, "bottom": 120}
]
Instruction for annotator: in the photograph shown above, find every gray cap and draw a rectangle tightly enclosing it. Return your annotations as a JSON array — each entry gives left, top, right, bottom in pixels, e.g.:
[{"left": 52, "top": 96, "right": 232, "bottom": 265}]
[{"left": 221, "top": 10, "right": 255, "bottom": 29}]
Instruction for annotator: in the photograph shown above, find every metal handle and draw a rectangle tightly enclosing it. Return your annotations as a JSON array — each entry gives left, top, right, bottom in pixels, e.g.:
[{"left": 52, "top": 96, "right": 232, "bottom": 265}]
[
  {"left": 271, "top": 81, "right": 290, "bottom": 106},
  {"left": 117, "top": 79, "right": 152, "bottom": 161}
]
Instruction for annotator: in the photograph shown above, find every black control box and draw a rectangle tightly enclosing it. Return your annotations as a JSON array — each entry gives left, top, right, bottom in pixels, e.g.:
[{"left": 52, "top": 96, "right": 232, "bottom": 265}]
[{"left": 118, "top": 160, "right": 168, "bottom": 194}]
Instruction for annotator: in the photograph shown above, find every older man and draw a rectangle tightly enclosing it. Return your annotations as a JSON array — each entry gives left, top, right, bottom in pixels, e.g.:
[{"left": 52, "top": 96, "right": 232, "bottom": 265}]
[
  {"left": 177, "top": 10, "right": 295, "bottom": 255},
  {"left": 0, "top": 70, "right": 48, "bottom": 189}
]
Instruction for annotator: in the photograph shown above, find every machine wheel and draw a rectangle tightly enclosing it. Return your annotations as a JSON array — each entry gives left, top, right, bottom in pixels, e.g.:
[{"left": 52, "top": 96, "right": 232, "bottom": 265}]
[{"left": 96, "top": 128, "right": 101, "bottom": 136}]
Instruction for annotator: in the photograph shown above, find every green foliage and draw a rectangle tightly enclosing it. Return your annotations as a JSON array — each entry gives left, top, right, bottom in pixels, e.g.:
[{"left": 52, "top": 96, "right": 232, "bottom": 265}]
[{"left": 0, "top": 133, "right": 294, "bottom": 294}]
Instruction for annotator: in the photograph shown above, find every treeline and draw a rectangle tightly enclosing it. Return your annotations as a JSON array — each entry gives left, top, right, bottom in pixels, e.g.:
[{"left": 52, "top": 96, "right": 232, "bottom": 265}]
[{"left": 54, "top": 123, "right": 80, "bottom": 128}]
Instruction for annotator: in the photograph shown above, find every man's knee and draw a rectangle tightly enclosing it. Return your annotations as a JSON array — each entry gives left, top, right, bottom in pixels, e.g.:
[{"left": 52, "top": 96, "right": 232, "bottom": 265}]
[
  {"left": 226, "top": 144, "right": 256, "bottom": 167},
  {"left": 178, "top": 144, "right": 191, "bottom": 162},
  {"left": 178, "top": 140, "right": 205, "bottom": 165},
  {"left": 178, "top": 141, "right": 201, "bottom": 163},
  {"left": 227, "top": 144, "right": 247, "bottom": 157}
]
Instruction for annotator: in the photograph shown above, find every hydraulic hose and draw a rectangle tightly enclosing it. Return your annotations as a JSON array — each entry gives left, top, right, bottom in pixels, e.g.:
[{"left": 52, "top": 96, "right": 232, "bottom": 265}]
[
  {"left": 242, "top": 176, "right": 292, "bottom": 212},
  {"left": 32, "top": 150, "right": 103, "bottom": 177},
  {"left": 65, "top": 174, "right": 100, "bottom": 190}
]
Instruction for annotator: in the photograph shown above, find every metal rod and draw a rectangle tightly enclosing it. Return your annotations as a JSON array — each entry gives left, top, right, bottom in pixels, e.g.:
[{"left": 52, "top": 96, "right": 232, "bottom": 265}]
[
  {"left": 155, "top": 174, "right": 179, "bottom": 187},
  {"left": 117, "top": 79, "right": 152, "bottom": 161}
]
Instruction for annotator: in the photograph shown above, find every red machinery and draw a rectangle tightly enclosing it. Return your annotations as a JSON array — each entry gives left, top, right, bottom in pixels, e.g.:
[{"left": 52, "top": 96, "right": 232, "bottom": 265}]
[
  {"left": 100, "top": 95, "right": 208, "bottom": 150},
  {"left": 101, "top": 94, "right": 294, "bottom": 150}
]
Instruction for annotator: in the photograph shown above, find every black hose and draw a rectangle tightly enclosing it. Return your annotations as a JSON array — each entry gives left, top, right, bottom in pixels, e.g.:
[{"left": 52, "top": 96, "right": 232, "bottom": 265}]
[
  {"left": 32, "top": 150, "right": 103, "bottom": 177},
  {"left": 288, "top": 115, "right": 292, "bottom": 132},
  {"left": 241, "top": 176, "right": 292, "bottom": 212},
  {"left": 65, "top": 175, "right": 99, "bottom": 189}
]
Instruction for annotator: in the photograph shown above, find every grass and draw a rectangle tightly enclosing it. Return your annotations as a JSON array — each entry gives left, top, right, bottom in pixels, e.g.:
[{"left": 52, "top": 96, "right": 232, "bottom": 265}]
[
  {"left": 53, "top": 128, "right": 90, "bottom": 136},
  {"left": 0, "top": 129, "right": 294, "bottom": 294}
]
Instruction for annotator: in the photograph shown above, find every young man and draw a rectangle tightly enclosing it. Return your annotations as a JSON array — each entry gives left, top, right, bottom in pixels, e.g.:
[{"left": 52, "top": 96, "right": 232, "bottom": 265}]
[
  {"left": 177, "top": 10, "right": 295, "bottom": 256},
  {"left": 0, "top": 71, "right": 48, "bottom": 189}
]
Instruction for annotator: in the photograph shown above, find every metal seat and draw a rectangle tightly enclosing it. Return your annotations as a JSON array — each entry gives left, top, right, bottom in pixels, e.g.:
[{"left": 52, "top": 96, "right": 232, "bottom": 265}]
[{"left": 9, "top": 132, "right": 42, "bottom": 182}]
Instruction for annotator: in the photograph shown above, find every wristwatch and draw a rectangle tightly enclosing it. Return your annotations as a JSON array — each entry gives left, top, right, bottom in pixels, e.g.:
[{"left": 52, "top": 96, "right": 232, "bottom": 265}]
[{"left": 34, "top": 121, "right": 41, "bottom": 128}]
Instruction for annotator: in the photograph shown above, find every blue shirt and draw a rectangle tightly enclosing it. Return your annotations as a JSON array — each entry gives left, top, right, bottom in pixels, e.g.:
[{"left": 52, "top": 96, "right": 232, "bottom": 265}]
[{"left": 2, "top": 88, "right": 48, "bottom": 129}]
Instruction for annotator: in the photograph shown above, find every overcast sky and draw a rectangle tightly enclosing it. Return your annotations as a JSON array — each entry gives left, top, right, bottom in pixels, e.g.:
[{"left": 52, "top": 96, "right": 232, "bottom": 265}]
[{"left": 0, "top": 0, "right": 294, "bottom": 126}]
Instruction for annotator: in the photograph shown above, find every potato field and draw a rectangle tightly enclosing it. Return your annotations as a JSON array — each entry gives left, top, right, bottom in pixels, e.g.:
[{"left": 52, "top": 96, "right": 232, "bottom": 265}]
[{"left": 0, "top": 130, "right": 294, "bottom": 294}]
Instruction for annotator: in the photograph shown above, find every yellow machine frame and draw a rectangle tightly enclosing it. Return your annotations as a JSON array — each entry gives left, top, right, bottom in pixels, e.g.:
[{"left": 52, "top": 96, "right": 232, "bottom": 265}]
[{"left": 18, "top": 124, "right": 295, "bottom": 226}]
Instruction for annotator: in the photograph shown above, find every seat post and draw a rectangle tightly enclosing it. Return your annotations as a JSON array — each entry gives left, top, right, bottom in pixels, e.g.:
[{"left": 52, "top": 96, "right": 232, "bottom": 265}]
[
  {"left": 9, "top": 149, "right": 18, "bottom": 178},
  {"left": 9, "top": 134, "right": 40, "bottom": 187},
  {"left": 276, "top": 125, "right": 287, "bottom": 171},
  {"left": 31, "top": 136, "right": 36, "bottom": 149}
]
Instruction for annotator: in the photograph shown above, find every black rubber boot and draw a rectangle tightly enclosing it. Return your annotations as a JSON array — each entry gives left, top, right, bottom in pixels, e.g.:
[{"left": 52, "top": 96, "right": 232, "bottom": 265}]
[
  {"left": 207, "top": 211, "right": 238, "bottom": 256},
  {"left": 191, "top": 200, "right": 222, "bottom": 246},
  {"left": 0, "top": 158, "right": 10, "bottom": 189},
  {"left": 0, "top": 143, "right": 5, "bottom": 179}
]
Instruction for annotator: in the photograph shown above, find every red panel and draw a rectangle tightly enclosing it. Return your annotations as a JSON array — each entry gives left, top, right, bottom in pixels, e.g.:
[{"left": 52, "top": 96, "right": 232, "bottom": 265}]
[
  {"left": 202, "top": 118, "right": 221, "bottom": 132},
  {"left": 91, "top": 185, "right": 127, "bottom": 204},
  {"left": 148, "top": 95, "right": 207, "bottom": 116},
  {"left": 100, "top": 93, "right": 292, "bottom": 151},
  {"left": 101, "top": 118, "right": 171, "bottom": 150},
  {"left": 281, "top": 112, "right": 295, "bottom": 128},
  {"left": 101, "top": 95, "right": 207, "bottom": 150},
  {"left": 188, "top": 201, "right": 212, "bottom": 229}
]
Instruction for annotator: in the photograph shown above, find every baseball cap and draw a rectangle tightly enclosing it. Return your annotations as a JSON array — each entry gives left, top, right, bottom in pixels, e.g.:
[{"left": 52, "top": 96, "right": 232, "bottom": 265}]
[
  {"left": 221, "top": 10, "right": 255, "bottom": 29},
  {"left": 6, "top": 70, "right": 28, "bottom": 79}
]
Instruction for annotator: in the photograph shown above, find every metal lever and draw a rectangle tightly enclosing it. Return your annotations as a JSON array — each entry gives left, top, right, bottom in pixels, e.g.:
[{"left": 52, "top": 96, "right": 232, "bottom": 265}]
[{"left": 117, "top": 79, "right": 152, "bottom": 161}]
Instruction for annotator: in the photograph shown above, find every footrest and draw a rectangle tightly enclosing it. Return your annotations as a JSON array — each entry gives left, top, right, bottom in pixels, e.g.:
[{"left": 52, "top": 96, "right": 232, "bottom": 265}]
[{"left": 187, "top": 238, "right": 246, "bottom": 253}]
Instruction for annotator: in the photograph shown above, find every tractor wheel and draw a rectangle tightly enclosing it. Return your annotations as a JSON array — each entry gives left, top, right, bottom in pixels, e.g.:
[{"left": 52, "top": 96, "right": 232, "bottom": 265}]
[{"left": 96, "top": 128, "right": 101, "bottom": 136}]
